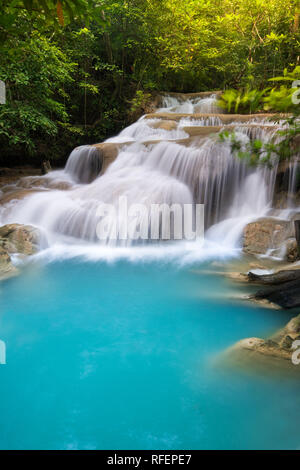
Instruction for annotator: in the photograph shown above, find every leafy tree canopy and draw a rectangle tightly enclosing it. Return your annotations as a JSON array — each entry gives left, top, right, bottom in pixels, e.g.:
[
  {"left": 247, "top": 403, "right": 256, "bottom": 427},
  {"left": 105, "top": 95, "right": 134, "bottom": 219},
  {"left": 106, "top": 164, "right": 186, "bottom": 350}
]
[{"left": 0, "top": 0, "right": 299, "bottom": 163}]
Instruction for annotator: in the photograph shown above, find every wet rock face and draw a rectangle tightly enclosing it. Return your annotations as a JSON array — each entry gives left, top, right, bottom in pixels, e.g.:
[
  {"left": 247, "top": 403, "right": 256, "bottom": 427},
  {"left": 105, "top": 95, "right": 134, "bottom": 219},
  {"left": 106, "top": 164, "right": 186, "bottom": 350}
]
[
  {"left": 273, "top": 158, "right": 300, "bottom": 209},
  {"left": 248, "top": 269, "right": 300, "bottom": 285},
  {"left": 0, "top": 224, "right": 41, "bottom": 280},
  {"left": 243, "top": 217, "right": 294, "bottom": 255},
  {"left": 92, "top": 143, "right": 119, "bottom": 174},
  {"left": 41, "top": 160, "right": 51, "bottom": 175},
  {"left": 273, "top": 190, "right": 300, "bottom": 209},
  {"left": 246, "top": 268, "right": 300, "bottom": 309},
  {"left": 286, "top": 238, "right": 299, "bottom": 262},
  {"left": 0, "top": 224, "right": 40, "bottom": 256},
  {"left": 254, "top": 280, "right": 300, "bottom": 309}
]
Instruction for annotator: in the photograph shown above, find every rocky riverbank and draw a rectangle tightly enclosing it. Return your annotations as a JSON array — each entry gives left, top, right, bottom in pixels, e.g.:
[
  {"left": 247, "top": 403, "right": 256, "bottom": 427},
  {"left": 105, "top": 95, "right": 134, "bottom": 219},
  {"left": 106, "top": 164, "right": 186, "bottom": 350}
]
[
  {"left": 0, "top": 167, "right": 44, "bottom": 280},
  {"left": 223, "top": 217, "right": 300, "bottom": 373}
]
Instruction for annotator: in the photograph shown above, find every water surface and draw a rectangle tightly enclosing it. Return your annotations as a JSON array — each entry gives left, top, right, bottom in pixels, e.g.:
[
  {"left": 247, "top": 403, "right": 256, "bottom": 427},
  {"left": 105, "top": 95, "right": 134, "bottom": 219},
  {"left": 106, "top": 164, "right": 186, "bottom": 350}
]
[{"left": 0, "top": 259, "right": 298, "bottom": 450}]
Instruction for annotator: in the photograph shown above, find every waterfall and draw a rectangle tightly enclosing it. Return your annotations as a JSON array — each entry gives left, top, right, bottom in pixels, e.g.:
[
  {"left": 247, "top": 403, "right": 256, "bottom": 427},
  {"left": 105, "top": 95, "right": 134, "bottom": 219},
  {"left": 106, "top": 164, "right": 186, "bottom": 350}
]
[
  {"left": 65, "top": 145, "right": 103, "bottom": 183},
  {"left": 106, "top": 118, "right": 188, "bottom": 143},
  {"left": 179, "top": 116, "right": 223, "bottom": 127},
  {"left": 158, "top": 93, "right": 224, "bottom": 114},
  {"left": 288, "top": 161, "right": 299, "bottom": 202},
  {"left": 0, "top": 92, "right": 295, "bottom": 258}
]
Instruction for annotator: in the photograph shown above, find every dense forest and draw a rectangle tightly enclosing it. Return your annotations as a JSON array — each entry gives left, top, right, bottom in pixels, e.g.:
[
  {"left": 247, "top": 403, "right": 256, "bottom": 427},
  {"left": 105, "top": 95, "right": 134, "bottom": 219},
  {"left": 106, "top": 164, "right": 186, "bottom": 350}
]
[{"left": 0, "top": 0, "right": 299, "bottom": 165}]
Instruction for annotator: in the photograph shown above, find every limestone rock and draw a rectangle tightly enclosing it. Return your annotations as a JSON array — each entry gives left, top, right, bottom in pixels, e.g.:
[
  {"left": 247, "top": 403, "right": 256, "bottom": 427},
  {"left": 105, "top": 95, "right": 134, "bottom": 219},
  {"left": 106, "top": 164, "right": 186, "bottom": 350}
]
[
  {"left": 16, "top": 176, "right": 72, "bottom": 191},
  {"left": 0, "top": 224, "right": 40, "bottom": 256},
  {"left": 144, "top": 112, "right": 285, "bottom": 123},
  {"left": 0, "top": 189, "right": 40, "bottom": 204},
  {"left": 93, "top": 143, "right": 119, "bottom": 174},
  {"left": 149, "top": 120, "right": 178, "bottom": 131},
  {"left": 285, "top": 315, "right": 300, "bottom": 335},
  {"left": 243, "top": 217, "right": 294, "bottom": 255},
  {"left": 285, "top": 238, "right": 299, "bottom": 262},
  {"left": 0, "top": 224, "right": 41, "bottom": 280},
  {"left": 0, "top": 245, "right": 17, "bottom": 278}
]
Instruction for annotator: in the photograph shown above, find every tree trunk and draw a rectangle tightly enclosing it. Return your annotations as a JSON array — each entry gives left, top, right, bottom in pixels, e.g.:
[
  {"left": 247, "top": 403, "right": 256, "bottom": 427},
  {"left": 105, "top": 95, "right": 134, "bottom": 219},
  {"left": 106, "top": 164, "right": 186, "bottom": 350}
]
[
  {"left": 294, "top": 10, "right": 299, "bottom": 33},
  {"left": 102, "top": 11, "right": 114, "bottom": 64}
]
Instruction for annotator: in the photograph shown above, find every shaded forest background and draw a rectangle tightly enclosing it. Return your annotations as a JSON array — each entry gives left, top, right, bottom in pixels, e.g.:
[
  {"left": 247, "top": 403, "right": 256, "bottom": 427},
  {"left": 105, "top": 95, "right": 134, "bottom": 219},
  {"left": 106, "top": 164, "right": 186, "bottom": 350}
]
[{"left": 0, "top": 0, "right": 299, "bottom": 165}]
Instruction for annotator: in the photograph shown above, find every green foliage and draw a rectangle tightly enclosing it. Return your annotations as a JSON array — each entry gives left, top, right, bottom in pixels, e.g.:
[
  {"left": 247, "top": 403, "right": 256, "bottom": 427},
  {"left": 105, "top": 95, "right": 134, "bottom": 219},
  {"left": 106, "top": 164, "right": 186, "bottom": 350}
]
[
  {"left": 269, "top": 66, "right": 300, "bottom": 83},
  {"left": 262, "top": 67, "right": 300, "bottom": 112},
  {"left": 129, "top": 90, "right": 151, "bottom": 114},
  {"left": 220, "top": 110, "right": 300, "bottom": 168},
  {"left": 0, "top": 32, "right": 75, "bottom": 155},
  {"left": 0, "top": 104, "right": 57, "bottom": 152},
  {"left": 0, "top": 0, "right": 299, "bottom": 163},
  {"left": 218, "top": 88, "right": 270, "bottom": 113},
  {"left": 144, "top": 0, "right": 299, "bottom": 91},
  {"left": 218, "top": 67, "right": 300, "bottom": 113},
  {"left": 263, "top": 86, "right": 297, "bottom": 112},
  {"left": 0, "top": 0, "right": 90, "bottom": 29}
]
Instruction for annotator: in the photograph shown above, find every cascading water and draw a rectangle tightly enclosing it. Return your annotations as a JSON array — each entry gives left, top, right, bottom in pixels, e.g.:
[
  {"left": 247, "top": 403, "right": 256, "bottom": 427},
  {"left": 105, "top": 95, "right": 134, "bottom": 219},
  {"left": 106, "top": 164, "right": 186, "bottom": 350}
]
[
  {"left": 287, "top": 160, "right": 299, "bottom": 204},
  {"left": 65, "top": 145, "right": 103, "bottom": 184},
  {"left": 178, "top": 116, "right": 223, "bottom": 127},
  {"left": 105, "top": 118, "right": 189, "bottom": 143},
  {"left": 158, "top": 93, "right": 224, "bottom": 114},
  {"left": 0, "top": 93, "right": 296, "bottom": 259},
  {"left": 2, "top": 94, "right": 300, "bottom": 453}
]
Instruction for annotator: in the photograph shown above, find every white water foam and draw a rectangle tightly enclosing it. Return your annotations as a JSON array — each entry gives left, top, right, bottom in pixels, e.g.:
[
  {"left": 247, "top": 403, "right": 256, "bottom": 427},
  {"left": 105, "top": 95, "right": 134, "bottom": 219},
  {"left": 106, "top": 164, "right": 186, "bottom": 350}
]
[
  {"left": 106, "top": 118, "right": 188, "bottom": 144},
  {"left": 158, "top": 94, "right": 224, "bottom": 114}
]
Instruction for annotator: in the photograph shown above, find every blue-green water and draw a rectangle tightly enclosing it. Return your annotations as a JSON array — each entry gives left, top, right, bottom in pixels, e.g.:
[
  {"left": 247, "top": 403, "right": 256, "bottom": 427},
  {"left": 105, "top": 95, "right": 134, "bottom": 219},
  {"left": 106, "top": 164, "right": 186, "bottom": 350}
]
[{"left": 0, "top": 259, "right": 299, "bottom": 450}]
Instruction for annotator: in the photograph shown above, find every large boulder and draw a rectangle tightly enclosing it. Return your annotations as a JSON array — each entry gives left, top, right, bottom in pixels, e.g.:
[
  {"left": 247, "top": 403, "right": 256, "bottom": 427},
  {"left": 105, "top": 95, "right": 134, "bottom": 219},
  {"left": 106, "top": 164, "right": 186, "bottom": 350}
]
[
  {"left": 0, "top": 224, "right": 40, "bottom": 256},
  {"left": 243, "top": 217, "right": 294, "bottom": 255},
  {"left": 93, "top": 143, "right": 120, "bottom": 174}
]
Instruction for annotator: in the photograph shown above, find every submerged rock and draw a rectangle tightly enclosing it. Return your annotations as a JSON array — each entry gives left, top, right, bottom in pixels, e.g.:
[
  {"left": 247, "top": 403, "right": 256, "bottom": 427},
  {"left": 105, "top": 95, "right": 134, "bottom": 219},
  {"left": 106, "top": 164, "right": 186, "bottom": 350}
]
[{"left": 223, "top": 314, "right": 300, "bottom": 375}]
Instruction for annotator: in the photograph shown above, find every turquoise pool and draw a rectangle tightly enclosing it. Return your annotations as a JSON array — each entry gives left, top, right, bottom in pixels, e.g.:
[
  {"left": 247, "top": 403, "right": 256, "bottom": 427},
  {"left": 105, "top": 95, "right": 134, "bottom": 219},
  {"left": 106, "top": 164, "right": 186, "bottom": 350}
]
[{"left": 0, "top": 259, "right": 299, "bottom": 450}]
